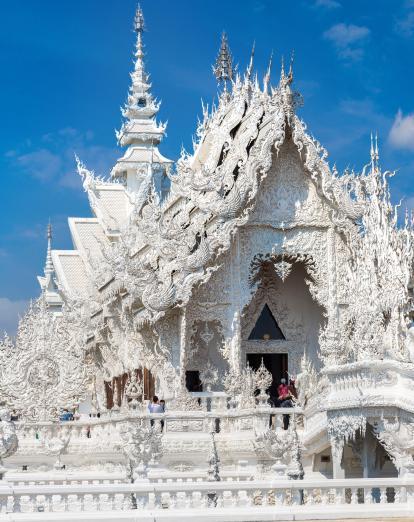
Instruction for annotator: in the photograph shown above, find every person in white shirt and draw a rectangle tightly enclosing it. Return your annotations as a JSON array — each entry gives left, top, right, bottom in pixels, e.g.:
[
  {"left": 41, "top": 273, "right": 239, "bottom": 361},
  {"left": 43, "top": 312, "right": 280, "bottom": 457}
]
[{"left": 148, "top": 396, "right": 163, "bottom": 414}]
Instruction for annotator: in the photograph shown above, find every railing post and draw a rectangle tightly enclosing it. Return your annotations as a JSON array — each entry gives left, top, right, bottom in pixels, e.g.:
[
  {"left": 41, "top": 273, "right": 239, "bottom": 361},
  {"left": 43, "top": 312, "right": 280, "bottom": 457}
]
[{"left": 364, "top": 487, "right": 372, "bottom": 504}]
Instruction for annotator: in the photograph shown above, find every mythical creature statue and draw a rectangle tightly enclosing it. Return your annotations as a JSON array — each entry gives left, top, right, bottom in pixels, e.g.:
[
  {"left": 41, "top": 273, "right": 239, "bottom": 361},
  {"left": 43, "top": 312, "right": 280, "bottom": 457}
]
[
  {"left": 0, "top": 408, "right": 18, "bottom": 476},
  {"left": 118, "top": 420, "right": 163, "bottom": 481}
]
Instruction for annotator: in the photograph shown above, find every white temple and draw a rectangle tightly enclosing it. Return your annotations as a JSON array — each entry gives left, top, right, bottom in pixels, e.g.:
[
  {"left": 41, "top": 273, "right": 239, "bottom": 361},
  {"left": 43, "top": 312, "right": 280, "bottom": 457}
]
[{"left": 1, "top": 6, "right": 414, "bottom": 520}]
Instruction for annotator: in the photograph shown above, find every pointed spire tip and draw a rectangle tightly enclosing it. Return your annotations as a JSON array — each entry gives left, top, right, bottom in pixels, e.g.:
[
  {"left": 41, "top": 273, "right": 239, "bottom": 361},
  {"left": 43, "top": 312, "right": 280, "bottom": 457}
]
[{"left": 134, "top": 4, "right": 145, "bottom": 32}]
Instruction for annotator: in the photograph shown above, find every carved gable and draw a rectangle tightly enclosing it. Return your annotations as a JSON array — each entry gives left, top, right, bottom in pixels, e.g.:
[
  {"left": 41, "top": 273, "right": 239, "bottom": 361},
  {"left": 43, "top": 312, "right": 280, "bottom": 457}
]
[{"left": 249, "top": 138, "right": 330, "bottom": 227}]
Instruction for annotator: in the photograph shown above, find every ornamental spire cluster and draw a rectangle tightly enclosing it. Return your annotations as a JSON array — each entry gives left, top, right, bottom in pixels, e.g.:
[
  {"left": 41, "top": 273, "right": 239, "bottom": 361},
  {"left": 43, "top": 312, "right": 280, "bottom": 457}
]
[
  {"left": 116, "top": 4, "right": 165, "bottom": 148},
  {"left": 370, "top": 132, "right": 379, "bottom": 172},
  {"left": 112, "top": 5, "right": 172, "bottom": 184},
  {"left": 213, "top": 32, "right": 234, "bottom": 87}
]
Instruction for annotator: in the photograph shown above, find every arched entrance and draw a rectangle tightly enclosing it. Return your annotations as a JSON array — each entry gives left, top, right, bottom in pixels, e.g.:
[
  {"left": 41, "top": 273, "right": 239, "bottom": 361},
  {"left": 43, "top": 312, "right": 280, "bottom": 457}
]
[{"left": 242, "top": 256, "right": 325, "bottom": 401}]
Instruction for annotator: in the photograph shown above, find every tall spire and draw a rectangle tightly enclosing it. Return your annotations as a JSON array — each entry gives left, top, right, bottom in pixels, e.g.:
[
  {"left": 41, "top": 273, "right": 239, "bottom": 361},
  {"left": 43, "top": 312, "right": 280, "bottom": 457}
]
[
  {"left": 370, "top": 132, "right": 379, "bottom": 172},
  {"left": 213, "top": 32, "right": 234, "bottom": 88},
  {"left": 112, "top": 5, "right": 172, "bottom": 187},
  {"left": 37, "top": 222, "right": 61, "bottom": 310},
  {"left": 44, "top": 221, "right": 53, "bottom": 276},
  {"left": 115, "top": 4, "right": 165, "bottom": 149}
]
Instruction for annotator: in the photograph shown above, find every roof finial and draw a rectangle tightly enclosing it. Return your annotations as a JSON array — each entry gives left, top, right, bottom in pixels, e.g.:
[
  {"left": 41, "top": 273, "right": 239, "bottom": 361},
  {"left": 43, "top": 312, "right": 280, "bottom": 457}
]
[
  {"left": 279, "top": 53, "right": 294, "bottom": 92},
  {"left": 45, "top": 221, "right": 53, "bottom": 276},
  {"left": 112, "top": 3, "right": 171, "bottom": 180},
  {"left": 370, "top": 132, "right": 379, "bottom": 172},
  {"left": 289, "top": 50, "right": 294, "bottom": 80},
  {"left": 134, "top": 4, "right": 145, "bottom": 33},
  {"left": 263, "top": 51, "right": 273, "bottom": 93},
  {"left": 213, "top": 32, "right": 234, "bottom": 89},
  {"left": 246, "top": 41, "right": 255, "bottom": 80}
]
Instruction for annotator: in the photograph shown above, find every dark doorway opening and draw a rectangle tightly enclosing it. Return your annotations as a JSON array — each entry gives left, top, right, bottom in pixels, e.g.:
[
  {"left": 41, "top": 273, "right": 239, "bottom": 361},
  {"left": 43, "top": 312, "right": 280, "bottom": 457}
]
[
  {"left": 185, "top": 370, "right": 202, "bottom": 392},
  {"left": 248, "top": 304, "right": 285, "bottom": 340},
  {"left": 247, "top": 353, "right": 288, "bottom": 405}
]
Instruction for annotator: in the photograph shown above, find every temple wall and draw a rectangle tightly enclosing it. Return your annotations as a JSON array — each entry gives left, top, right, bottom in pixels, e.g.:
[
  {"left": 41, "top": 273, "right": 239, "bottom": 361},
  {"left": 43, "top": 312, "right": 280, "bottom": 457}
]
[{"left": 183, "top": 139, "right": 338, "bottom": 380}]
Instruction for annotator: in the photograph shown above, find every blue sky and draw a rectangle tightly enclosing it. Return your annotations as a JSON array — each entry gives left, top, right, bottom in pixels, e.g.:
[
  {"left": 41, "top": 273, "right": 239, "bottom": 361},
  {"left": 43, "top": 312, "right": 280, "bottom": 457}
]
[{"left": 1, "top": 0, "right": 414, "bottom": 333}]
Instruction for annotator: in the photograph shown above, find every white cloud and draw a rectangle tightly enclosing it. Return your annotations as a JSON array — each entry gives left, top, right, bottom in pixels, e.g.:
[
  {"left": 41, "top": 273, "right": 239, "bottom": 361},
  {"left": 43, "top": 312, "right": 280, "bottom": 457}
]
[
  {"left": 395, "top": 1, "right": 414, "bottom": 37},
  {"left": 388, "top": 110, "right": 414, "bottom": 151},
  {"left": 6, "top": 129, "right": 119, "bottom": 189},
  {"left": 15, "top": 149, "right": 62, "bottom": 182},
  {"left": 0, "top": 297, "right": 29, "bottom": 337},
  {"left": 323, "top": 23, "right": 370, "bottom": 61}
]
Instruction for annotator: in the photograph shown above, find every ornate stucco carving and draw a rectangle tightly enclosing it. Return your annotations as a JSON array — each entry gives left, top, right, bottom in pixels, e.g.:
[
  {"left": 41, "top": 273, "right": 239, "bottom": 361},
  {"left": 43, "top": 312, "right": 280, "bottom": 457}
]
[{"left": 0, "top": 297, "right": 90, "bottom": 421}]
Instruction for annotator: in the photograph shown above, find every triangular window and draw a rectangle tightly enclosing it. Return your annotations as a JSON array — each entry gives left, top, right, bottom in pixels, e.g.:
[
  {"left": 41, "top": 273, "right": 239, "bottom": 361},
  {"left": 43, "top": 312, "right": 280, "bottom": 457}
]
[{"left": 248, "top": 304, "right": 286, "bottom": 340}]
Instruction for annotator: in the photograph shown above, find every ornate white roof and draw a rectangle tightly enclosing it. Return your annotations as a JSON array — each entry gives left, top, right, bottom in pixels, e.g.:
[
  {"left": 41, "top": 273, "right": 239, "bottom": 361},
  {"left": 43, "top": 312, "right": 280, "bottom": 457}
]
[{"left": 52, "top": 250, "right": 92, "bottom": 298}]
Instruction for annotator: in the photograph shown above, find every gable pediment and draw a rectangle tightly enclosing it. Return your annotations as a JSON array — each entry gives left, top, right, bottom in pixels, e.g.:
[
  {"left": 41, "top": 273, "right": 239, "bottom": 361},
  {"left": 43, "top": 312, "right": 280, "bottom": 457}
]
[{"left": 249, "top": 138, "right": 331, "bottom": 227}]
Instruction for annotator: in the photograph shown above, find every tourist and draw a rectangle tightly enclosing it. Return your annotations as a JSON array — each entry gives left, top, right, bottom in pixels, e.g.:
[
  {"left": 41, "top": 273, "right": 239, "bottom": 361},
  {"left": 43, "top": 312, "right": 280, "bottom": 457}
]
[
  {"left": 277, "top": 378, "right": 289, "bottom": 405},
  {"left": 59, "top": 409, "right": 73, "bottom": 422},
  {"left": 148, "top": 396, "right": 163, "bottom": 428},
  {"left": 148, "top": 396, "right": 163, "bottom": 413},
  {"left": 278, "top": 378, "right": 293, "bottom": 430},
  {"left": 160, "top": 399, "right": 166, "bottom": 431}
]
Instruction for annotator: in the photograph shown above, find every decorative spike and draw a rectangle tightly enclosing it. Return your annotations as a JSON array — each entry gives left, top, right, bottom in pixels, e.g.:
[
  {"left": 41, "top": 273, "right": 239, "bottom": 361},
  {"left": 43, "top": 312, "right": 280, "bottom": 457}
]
[
  {"left": 370, "top": 132, "right": 374, "bottom": 162},
  {"left": 289, "top": 50, "right": 295, "bottom": 79},
  {"left": 280, "top": 55, "right": 285, "bottom": 81},
  {"left": 280, "top": 53, "right": 293, "bottom": 88},
  {"left": 134, "top": 4, "right": 145, "bottom": 32},
  {"left": 44, "top": 221, "right": 53, "bottom": 276},
  {"left": 213, "top": 32, "right": 234, "bottom": 88},
  {"left": 246, "top": 41, "right": 255, "bottom": 80},
  {"left": 370, "top": 132, "right": 379, "bottom": 172},
  {"left": 263, "top": 51, "right": 273, "bottom": 93}
]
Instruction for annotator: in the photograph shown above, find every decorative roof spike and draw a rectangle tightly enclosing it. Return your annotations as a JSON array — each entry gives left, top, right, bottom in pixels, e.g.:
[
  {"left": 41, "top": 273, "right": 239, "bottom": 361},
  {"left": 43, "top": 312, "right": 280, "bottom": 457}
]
[
  {"left": 213, "top": 32, "right": 234, "bottom": 87},
  {"left": 44, "top": 221, "right": 53, "bottom": 276},
  {"left": 280, "top": 53, "right": 293, "bottom": 87},
  {"left": 263, "top": 51, "right": 273, "bottom": 93},
  {"left": 246, "top": 41, "right": 255, "bottom": 80},
  {"left": 134, "top": 3, "right": 145, "bottom": 33},
  {"left": 370, "top": 132, "right": 380, "bottom": 172},
  {"left": 289, "top": 50, "right": 295, "bottom": 80}
]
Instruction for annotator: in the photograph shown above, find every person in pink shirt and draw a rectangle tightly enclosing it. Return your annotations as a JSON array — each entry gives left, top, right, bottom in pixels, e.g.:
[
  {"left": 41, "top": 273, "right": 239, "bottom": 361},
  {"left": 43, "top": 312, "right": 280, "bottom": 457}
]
[{"left": 277, "top": 379, "right": 290, "bottom": 403}]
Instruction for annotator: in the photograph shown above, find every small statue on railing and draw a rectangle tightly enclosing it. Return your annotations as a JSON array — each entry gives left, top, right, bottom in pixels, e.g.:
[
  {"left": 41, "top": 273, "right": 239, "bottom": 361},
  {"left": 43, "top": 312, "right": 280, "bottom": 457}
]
[
  {"left": 41, "top": 430, "right": 71, "bottom": 470},
  {"left": 223, "top": 365, "right": 256, "bottom": 409},
  {"left": 223, "top": 368, "right": 242, "bottom": 408},
  {"left": 253, "top": 359, "right": 272, "bottom": 407},
  {"left": 254, "top": 417, "right": 303, "bottom": 479},
  {"left": 286, "top": 415, "right": 304, "bottom": 480},
  {"left": 0, "top": 408, "right": 18, "bottom": 479},
  {"left": 118, "top": 419, "right": 163, "bottom": 482},
  {"left": 124, "top": 372, "right": 144, "bottom": 411},
  {"left": 200, "top": 360, "right": 219, "bottom": 392}
]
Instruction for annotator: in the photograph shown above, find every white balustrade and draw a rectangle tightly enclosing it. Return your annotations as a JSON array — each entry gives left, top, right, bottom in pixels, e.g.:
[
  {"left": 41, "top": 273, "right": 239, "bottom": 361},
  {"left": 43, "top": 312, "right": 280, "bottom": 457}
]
[
  {"left": 0, "top": 477, "right": 412, "bottom": 518},
  {"left": 14, "top": 406, "right": 302, "bottom": 442}
]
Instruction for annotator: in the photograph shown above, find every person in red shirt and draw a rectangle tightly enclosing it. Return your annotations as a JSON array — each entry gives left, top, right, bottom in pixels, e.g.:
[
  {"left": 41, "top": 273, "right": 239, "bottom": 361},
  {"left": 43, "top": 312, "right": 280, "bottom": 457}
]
[
  {"left": 277, "top": 378, "right": 290, "bottom": 403},
  {"left": 278, "top": 378, "right": 294, "bottom": 430}
]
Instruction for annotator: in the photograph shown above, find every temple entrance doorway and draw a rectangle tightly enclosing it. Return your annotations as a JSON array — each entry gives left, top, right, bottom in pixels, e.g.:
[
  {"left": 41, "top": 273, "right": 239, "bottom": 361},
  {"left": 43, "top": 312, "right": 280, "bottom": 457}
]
[{"left": 247, "top": 353, "right": 287, "bottom": 404}]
